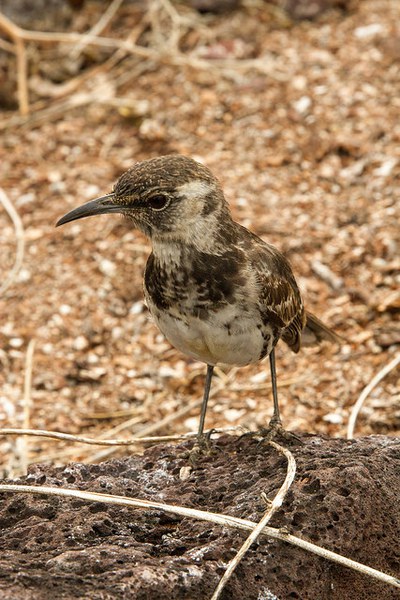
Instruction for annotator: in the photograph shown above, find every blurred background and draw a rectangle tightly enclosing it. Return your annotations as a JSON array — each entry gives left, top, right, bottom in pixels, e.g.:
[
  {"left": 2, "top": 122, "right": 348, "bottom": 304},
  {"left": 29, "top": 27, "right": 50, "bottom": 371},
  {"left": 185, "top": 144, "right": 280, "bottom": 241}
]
[{"left": 0, "top": 0, "right": 399, "bottom": 473}]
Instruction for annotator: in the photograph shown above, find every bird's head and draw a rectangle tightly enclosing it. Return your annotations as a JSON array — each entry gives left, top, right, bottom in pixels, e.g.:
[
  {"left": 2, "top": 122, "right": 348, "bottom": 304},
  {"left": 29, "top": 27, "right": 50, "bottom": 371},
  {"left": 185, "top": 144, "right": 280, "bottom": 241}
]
[{"left": 56, "top": 155, "right": 229, "bottom": 243}]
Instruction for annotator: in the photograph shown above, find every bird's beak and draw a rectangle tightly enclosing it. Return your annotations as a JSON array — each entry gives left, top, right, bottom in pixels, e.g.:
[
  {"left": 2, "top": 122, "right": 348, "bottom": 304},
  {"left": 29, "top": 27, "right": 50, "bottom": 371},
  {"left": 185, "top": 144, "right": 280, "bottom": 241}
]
[{"left": 56, "top": 193, "right": 124, "bottom": 227}]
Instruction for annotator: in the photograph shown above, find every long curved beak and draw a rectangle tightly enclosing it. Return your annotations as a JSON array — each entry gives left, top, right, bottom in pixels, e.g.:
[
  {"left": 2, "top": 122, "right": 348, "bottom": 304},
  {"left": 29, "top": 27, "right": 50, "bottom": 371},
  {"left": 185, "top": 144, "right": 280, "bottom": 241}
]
[{"left": 56, "top": 193, "right": 123, "bottom": 227}]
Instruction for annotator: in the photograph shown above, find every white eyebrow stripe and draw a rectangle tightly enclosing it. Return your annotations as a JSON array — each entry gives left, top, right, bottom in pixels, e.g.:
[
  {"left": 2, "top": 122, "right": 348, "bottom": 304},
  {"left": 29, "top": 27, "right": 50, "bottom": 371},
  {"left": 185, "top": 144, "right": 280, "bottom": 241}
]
[{"left": 177, "top": 180, "right": 213, "bottom": 199}]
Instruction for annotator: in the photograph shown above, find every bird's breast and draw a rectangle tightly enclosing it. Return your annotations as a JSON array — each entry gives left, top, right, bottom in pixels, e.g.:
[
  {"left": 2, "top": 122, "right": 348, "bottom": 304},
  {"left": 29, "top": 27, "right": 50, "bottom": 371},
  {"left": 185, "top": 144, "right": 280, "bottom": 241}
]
[
  {"left": 145, "top": 294, "right": 275, "bottom": 366},
  {"left": 143, "top": 247, "right": 277, "bottom": 365}
]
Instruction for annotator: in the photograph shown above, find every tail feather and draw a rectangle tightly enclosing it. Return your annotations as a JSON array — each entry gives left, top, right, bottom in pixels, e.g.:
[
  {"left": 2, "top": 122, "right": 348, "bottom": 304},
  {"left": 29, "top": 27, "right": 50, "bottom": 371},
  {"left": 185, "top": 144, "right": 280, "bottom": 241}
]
[{"left": 301, "top": 311, "right": 342, "bottom": 347}]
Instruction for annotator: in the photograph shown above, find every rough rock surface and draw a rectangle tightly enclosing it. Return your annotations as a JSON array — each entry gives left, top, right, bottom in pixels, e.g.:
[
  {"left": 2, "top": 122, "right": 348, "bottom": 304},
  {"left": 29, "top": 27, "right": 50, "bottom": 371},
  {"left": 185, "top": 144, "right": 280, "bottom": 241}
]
[{"left": 0, "top": 434, "right": 399, "bottom": 599}]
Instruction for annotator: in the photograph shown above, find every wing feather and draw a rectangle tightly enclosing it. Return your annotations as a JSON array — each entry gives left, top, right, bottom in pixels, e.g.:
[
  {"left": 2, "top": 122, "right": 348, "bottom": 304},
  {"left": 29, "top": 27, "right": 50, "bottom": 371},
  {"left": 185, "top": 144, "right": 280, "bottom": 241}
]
[{"left": 245, "top": 233, "right": 305, "bottom": 352}]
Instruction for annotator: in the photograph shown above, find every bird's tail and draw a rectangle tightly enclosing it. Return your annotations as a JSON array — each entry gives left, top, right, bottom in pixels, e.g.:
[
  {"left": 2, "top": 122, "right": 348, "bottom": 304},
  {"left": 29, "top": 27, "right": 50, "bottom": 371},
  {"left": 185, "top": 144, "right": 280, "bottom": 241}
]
[{"left": 301, "top": 311, "right": 342, "bottom": 346}]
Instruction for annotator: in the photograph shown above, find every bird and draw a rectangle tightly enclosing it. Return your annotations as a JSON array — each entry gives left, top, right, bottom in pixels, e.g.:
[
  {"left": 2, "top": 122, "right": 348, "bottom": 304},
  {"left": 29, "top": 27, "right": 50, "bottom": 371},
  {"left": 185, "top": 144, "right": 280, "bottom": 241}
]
[{"left": 56, "top": 154, "right": 340, "bottom": 444}]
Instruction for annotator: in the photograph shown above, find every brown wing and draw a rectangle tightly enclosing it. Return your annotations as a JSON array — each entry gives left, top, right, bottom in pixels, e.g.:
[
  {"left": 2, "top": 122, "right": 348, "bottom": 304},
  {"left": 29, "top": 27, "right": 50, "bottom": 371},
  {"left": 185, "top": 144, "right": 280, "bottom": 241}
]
[
  {"left": 238, "top": 227, "right": 340, "bottom": 353},
  {"left": 246, "top": 232, "right": 306, "bottom": 353}
]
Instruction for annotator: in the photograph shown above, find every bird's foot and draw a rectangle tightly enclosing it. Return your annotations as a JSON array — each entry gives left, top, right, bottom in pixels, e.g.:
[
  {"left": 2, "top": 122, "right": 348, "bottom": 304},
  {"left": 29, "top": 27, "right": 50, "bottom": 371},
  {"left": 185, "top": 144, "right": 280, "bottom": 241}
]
[
  {"left": 187, "top": 429, "right": 217, "bottom": 464},
  {"left": 258, "top": 418, "right": 303, "bottom": 445},
  {"left": 237, "top": 419, "right": 302, "bottom": 446}
]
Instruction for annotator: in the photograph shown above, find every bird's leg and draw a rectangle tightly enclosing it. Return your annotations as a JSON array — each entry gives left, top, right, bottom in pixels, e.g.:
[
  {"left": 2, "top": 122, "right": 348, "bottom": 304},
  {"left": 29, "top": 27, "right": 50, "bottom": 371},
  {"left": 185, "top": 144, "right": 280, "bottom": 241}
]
[
  {"left": 197, "top": 364, "right": 214, "bottom": 441},
  {"left": 262, "top": 349, "right": 301, "bottom": 444},
  {"left": 268, "top": 348, "right": 282, "bottom": 428},
  {"left": 189, "top": 364, "right": 214, "bottom": 462}
]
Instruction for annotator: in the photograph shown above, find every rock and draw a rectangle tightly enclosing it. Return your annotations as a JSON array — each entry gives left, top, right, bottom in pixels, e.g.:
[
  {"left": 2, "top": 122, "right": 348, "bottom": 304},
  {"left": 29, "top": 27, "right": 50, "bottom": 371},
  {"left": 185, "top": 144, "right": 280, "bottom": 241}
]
[{"left": 0, "top": 435, "right": 399, "bottom": 599}]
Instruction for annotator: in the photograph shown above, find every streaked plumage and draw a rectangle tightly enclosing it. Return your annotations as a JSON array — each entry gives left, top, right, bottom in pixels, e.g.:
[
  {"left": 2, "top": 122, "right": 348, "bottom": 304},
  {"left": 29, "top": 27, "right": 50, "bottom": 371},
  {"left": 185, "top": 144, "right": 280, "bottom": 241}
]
[{"left": 57, "top": 154, "right": 340, "bottom": 440}]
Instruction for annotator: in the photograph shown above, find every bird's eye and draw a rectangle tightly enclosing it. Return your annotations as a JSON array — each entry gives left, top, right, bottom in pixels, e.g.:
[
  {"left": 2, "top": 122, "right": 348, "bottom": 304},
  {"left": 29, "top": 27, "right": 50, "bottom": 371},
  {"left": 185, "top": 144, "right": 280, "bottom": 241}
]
[{"left": 148, "top": 195, "right": 169, "bottom": 210}]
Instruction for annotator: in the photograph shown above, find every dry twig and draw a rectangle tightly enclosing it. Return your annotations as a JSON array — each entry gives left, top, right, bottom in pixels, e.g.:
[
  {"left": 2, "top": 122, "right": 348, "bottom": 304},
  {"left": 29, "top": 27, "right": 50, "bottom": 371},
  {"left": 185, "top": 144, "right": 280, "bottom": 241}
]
[
  {"left": 70, "top": 0, "right": 125, "bottom": 60},
  {"left": 0, "top": 426, "right": 240, "bottom": 447},
  {"left": 0, "top": 187, "right": 25, "bottom": 296},
  {"left": 0, "top": 6, "right": 276, "bottom": 124},
  {"left": 0, "top": 11, "right": 29, "bottom": 114},
  {"left": 211, "top": 441, "right": 296, "bottom": 600},
  {"left": 347, "top": 352, "right": 400, "bottom": 439}
]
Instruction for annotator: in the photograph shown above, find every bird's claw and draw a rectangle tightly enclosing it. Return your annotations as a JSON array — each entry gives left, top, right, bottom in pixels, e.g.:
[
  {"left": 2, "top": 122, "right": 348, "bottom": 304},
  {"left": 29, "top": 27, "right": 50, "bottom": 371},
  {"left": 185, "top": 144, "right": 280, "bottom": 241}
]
[
  {"left": 259, "top": 420, "right": 303, "bottom": 445},
  {"left": 188, "top": 430, "right": 217, "bottom": 464}
]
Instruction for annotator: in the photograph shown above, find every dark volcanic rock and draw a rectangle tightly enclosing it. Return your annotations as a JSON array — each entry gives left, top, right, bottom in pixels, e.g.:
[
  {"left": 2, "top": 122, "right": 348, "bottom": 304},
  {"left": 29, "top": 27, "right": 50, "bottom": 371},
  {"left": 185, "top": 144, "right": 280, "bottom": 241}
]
[{"left": 0, "top": 435, "right": 399, "bottom": 599}]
